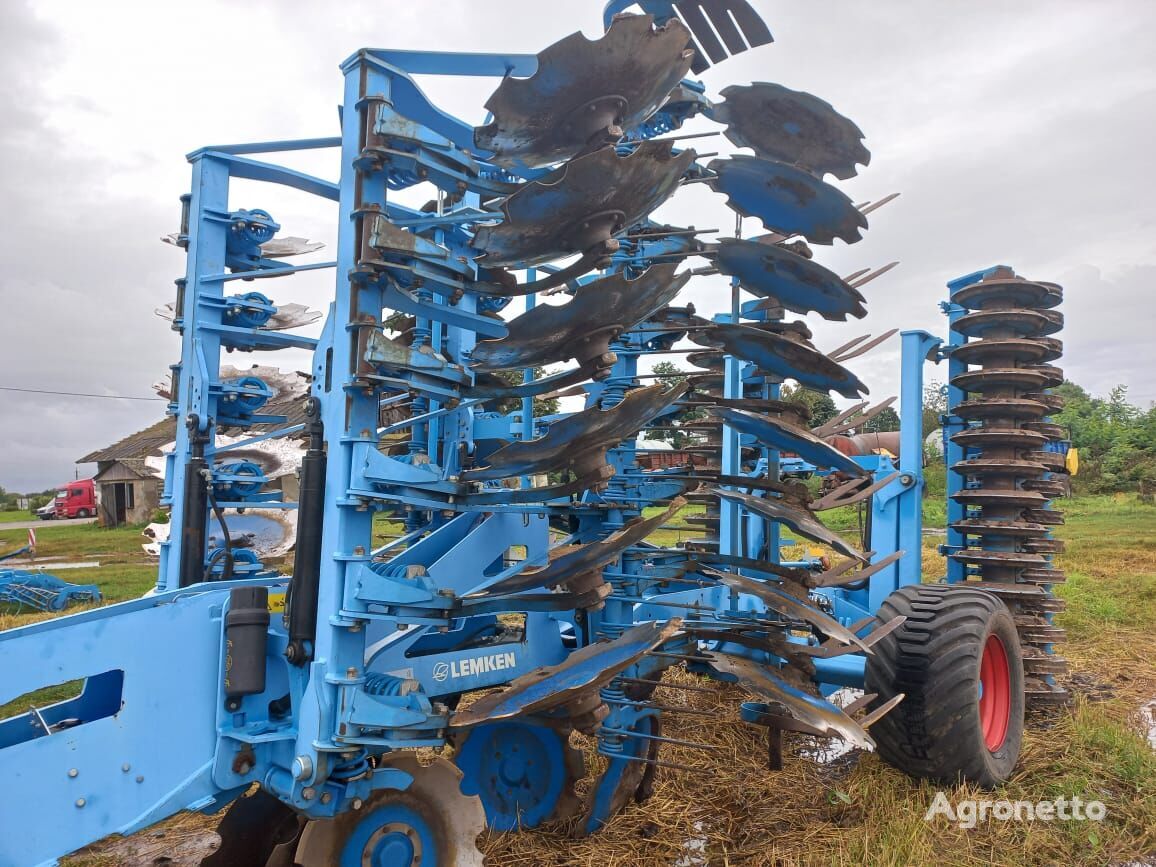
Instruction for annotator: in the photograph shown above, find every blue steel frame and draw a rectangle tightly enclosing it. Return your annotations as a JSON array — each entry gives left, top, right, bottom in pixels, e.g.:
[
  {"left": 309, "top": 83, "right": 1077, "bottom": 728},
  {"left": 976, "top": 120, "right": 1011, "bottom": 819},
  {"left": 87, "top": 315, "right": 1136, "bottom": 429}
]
[{"left": 0, "top": 24, "right": 957, "bottom": 867}]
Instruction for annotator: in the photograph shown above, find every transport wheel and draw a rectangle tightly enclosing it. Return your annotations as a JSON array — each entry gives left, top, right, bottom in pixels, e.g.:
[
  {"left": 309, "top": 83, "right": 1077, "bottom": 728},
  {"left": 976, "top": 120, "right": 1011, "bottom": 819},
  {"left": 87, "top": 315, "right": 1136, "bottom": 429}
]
[
  {"left": 77, "top": 509, "right": 90, "bottom": 518},
  {"left": 864, "top": 584, "right": 1025, "bottom": 786}
]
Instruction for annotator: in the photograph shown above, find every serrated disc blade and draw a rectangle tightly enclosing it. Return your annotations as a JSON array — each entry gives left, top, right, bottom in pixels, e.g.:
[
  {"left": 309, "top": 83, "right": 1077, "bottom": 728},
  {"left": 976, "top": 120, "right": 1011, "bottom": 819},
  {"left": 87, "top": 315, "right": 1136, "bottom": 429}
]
[
  {"left": 708, "top": 155, "right": 866, "bottom": 245},
  {"left": 705, "top": 567, "right": 870, "bottom": 651},
  {"left": 692, "top": 323, "right": 867, "bottom": 398},
  {"left": 451, "top": 620, "right": 682, "bottom": 728},
  {"left": 473, "top": 141, "right": 695, "bottom": 267},
  {"left": 714, "top": 487, "right": 866, "bottom": 561},
  {"left": 709, "top": 82, "right": 869, "bottom": 180},
  {"left": 468, "top": 497, "right": 685, "bottom": 599},
  {"left": 714, "top": 406, "right": 867, "bottom": 476},
  {"left": 471, "top": 265, "right": 690, "bottom": 371},
  {"left": 715, "top": 237, "right": 866, "bottom": 321},
  {"left": 708, "top": 653, "right": 874, "bottom": 748},
  {"left": 295, "top": 755, "right": 485, "bottom": 867},
  {"left": 463, "top": 381, "right": 688, "bottom": 481},
  {"left": 476, "top": 14, "right": 694, "bottom": 169}
]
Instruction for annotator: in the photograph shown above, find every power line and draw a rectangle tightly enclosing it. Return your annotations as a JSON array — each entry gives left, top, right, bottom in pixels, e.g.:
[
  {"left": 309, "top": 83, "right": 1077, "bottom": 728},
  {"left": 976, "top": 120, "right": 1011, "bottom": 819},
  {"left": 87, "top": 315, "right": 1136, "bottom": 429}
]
[{"left": 0, "top": 385, "right": 165, "bottom": 402}]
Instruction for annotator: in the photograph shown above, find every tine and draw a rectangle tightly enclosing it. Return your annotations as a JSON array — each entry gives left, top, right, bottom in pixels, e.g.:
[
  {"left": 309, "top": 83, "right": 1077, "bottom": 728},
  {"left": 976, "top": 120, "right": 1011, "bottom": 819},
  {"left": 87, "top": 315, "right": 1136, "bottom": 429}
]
[
  {"left": 847, "top": 616, "right": 876, "bottom": 633},
  {"left": 848, "top": 261, "right": 900, "bottom": 289},
  {"left": 858, "top": 614, "right": 907, "bottom": 649},
  {"left": 821, "top": 396, "right": 899, "bottom": 436},
  {"left": 825, "top": 333, "right": 871, "bottom": 361},
  {"left": 675, "top": 2, "right": 728, "bottom": 65},
  {"left": 810, "top": 551, "right": 904, "bottom": 588},
  {"left": 843, "top": 396, "right": 898, "bottom": 429},
  {"left": 830, "top": 328, "right": 899, "bottom": 362},
  {"left": 708, "top": 0, "right": 774, "bottom": 49},
  {"left": 701, "top": 0, "right": 750, "bottom": 53},
  {"left": 813, "top": 472, "right": 900, "bottom": 511},
  {"left": 812, "top": 401, "right": 868, "bottom": 436},
  {"left": 841, "top": 692, "right": 877, "bottom": 716},
  {"left": 857, "top": 692, "right": 905, "bottom": 728},
  {"left": 842, "top": 267, "right": 871, "bottom": 283},
  {"left": 858, "top": 192, "right": 901, "bottom": 216},
  {"left": 821, "top": 557, "right": 866, "bottom": 579}
]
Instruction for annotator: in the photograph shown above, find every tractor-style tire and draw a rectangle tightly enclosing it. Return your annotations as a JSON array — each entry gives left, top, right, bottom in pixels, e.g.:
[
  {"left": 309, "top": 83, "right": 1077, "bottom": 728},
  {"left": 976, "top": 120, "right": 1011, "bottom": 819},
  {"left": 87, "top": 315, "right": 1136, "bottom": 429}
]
[{"left": 864, "top": 584, "right": 1025, "bottom": 787}]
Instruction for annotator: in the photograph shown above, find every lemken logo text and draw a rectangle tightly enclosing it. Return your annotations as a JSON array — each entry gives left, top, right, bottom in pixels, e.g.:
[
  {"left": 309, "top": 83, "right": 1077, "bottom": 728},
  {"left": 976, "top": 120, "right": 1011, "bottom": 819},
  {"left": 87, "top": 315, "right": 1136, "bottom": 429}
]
[{"left": 432, "top": 651, "right": 517, "bottom": 681}]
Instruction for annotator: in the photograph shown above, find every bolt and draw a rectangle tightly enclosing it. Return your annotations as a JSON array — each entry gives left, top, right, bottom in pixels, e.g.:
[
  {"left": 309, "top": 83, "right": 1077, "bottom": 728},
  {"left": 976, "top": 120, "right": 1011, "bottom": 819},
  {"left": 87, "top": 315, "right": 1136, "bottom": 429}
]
[
  {"left": 68, "top": 768, "right": 78, "bottom": 778},
  {"left": 302, "top": 787, "right": 316, "bottom": 801},
  {"left": 346, "top": 667, "right": 359, "bottom": 678},
  {"left": 136, "top": 775, "right": 145, "bottom": 783},
  {"left": 320, "top": 792, "right": 333, "bottom": 805},
  {"left": 292, "top": 755, "right": 314, "bottom": 781},
  {"left": 75, "top": 799, "right": 86, "bottom": 808},
  {"left": 352, "top": 798, "right": 364, "bottom": 810},
  {"left": 121, "top": 764, "right": 131, "bottom": 773},
  {"left": 353, "top": 546, "right": 366, "bottom": 557}
]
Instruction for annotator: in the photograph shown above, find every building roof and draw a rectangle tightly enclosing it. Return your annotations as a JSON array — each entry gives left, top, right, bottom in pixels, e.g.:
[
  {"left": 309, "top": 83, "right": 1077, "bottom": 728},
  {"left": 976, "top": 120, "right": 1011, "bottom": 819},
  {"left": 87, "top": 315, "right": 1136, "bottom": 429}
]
[{"left": 79, "top": 367, "right": 311, "bottom": 465}]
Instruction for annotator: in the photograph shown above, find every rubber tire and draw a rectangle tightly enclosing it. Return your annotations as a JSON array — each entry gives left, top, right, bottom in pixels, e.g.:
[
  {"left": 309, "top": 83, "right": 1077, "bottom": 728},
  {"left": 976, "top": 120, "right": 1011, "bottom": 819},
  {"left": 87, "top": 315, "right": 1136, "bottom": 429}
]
[
  {"left": 76, "top": 509, "right": 90, "bottom": 518},
  {"left": 864, "top": 584, "right": 1025, "bottom": 787}
]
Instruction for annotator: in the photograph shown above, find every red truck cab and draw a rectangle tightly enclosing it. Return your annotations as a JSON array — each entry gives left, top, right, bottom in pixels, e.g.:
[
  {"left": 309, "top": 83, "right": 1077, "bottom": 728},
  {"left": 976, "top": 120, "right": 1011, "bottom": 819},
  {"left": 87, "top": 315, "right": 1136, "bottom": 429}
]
[{"left": 53, "top": 479, "right": 97, "bottom": 519}]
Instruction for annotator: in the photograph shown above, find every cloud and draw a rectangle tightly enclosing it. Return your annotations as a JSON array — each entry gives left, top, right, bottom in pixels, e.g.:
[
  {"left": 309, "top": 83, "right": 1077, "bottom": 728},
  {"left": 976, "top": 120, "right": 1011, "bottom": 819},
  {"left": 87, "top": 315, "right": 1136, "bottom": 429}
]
[{"left": 0, "top": 0, "right": 1151, "bottom": 491}]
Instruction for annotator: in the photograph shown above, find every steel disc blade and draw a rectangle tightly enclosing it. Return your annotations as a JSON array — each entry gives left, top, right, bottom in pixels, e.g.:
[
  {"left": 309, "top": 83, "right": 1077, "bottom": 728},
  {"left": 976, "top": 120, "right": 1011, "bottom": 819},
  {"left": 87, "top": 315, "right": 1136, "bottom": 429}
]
[
  {"left": 707, "top": 653, "right": 875, "bottom": 748},
  {"left": 708, "top": 155, "right": 866, "bottom": 245},
  {"left": 473, "top": 141, "right": 695, "bottom": 267},
  {"left": 704, "top": 567, "right": 870, "bottom": 651},
  {"left": 714, "top": 406, "right": 867, "bottom": 476},
  {"left": 470, "top": 265, "right": 690, "bottom": 371},
  {"left": 709, "top": 82, "right": 869, "bottom": 180},
  {"left": 692, "top": 323, "right": 867, "bottom": 398},
  {"left": 713, "top": 487, "right": 866, "bottom": 561},
  {"left": 468, "top": 498, "right": 685, "bottom": 599},
  {"left": 463, "top": 382, "right": 688, "bottom": 481},
  {"left": 580, "top": 712, "right": 661, "bottom": 836},
  {"left": 454, "top": 721, "right": 585, "bottom": 830},
  {"left": 295, "top": 755, "right": 484, "bottom": 867},
  {"left": 451, "top": 620, "right": 682, "bottom": 728},
  {"left": 475, "top": 14, "right": 694, "bottom": 169},
  {"left": 200, "top": 790, "right": 304, "bottom": 867},
  {"left": 715, "top": 237, "right": 866, "bottom": 320}
]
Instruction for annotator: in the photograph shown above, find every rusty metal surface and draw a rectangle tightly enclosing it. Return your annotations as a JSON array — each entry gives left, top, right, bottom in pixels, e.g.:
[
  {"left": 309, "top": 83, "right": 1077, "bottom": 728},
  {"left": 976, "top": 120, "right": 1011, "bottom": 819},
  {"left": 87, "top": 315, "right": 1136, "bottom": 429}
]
[
  {"left": 451, "top": 620, "right": 682, "bottom": 729},
  {"left": 714, "top": 406, "right": 867, "bottom": 477},
  {"left": 713, "top": 487, "right": 866, "bottom": 561},
  {"left": 709, "top": 82, "right": 869, "bottom": 180},
  {"left": 467, "top": 498, "right": 685, "bottom": 599},
  {"left": 704, "top": 567, "right": 870, "bottom": 651},
  {"left": 470, "top": 264, "right": 690, "bottom": 373},
  {"left": 707, "top": 155, "right": 867, "bottom": 246},
  {"left": 948, "top": 266, "right": 1069, "bottom": 702},
  {"left": 475, "top": 14, "right": 694, "bottom": 169},
  {"left": 706, "top": 653, "right": 875, "bottom": 748},
  {"left": 714, "top": 237, "right": 867, "bottom": 321},
  {"left": 692, "top": 323, "right": 867, "bottom": 398},
  {"left": 464, "top": 382, "right": 688, "bottom": 481},
  {"left": 473, "top": 140, "right": 695, "bottom": 268}
]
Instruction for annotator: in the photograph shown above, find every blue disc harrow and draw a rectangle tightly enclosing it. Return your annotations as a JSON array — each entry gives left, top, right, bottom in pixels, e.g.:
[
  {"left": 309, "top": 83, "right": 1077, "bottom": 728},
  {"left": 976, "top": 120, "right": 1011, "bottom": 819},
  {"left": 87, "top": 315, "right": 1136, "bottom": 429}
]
[{"left": 0, "top": 2, "right": 1069, "bottom": 865}]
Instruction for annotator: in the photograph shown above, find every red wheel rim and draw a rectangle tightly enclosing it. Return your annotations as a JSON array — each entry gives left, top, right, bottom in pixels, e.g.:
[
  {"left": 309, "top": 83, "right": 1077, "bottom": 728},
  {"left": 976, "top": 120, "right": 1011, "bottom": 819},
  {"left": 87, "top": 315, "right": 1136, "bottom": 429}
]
[{"left": 978, "top": 634, "right": 1011, "bottom": 751}]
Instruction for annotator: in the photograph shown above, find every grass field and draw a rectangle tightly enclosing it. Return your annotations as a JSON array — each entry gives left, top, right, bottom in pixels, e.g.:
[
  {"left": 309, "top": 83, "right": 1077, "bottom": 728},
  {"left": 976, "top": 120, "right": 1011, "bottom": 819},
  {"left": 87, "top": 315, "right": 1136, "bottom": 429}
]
[{"left": 2, "top": 494, "right": 1154, "bottom": 866}]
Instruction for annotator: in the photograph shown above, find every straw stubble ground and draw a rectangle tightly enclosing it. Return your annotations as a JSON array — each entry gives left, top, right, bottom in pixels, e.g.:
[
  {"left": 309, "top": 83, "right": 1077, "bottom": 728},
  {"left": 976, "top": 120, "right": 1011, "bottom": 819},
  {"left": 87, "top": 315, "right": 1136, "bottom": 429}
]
[{"left": 4, "top": 494, "right": 1153, "bottom": 866}]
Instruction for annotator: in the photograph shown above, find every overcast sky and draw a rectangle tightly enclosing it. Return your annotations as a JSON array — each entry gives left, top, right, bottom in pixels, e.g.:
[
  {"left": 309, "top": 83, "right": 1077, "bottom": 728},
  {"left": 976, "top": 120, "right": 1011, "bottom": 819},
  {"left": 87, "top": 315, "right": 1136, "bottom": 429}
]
[{"left": 1, "top": 0, "right": 1153, "bottom": 493}]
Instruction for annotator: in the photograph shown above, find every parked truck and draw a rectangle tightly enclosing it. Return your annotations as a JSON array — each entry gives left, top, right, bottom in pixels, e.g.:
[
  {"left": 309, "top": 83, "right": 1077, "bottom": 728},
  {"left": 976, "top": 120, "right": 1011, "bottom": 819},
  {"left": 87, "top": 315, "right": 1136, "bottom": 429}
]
[{"left": 42, "top": 478, "right": 97, "bottom": 519}]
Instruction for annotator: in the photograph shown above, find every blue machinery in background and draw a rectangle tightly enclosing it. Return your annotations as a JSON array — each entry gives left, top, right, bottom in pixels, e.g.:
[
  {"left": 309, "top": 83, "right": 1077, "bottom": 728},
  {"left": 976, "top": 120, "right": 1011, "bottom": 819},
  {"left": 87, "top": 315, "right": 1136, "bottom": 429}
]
[{"left": 0, "top": 3, "right": 1067, "bottom": 865}]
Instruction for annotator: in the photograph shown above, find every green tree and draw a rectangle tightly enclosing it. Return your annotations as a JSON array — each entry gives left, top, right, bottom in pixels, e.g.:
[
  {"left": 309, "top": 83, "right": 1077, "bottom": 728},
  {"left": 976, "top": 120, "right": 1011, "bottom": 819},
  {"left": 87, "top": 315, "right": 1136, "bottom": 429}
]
[
  {"left": 644, "top": 361, "right": 705, "bottom": 448},
  {"left": 491, "top": 367, "right": 560, "bottom": 417},
  {"left": 922, "top": 380, "right": 948, "bottom": 437},
  {"left": 863, "top": 406, "right": 901, "bottom": 433},
  {"left": 779, "top": 385, "right": 838, "bottom": 427}
]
